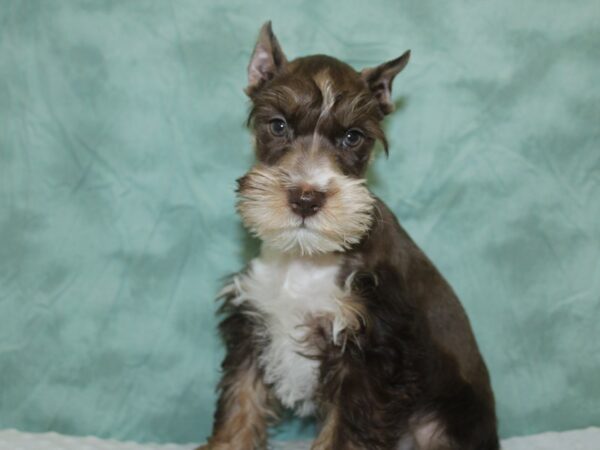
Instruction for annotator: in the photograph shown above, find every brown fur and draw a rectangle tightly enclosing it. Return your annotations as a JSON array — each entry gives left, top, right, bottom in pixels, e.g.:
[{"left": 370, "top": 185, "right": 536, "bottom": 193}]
[
  {"left": 311, "top": 408, "right": 340, "bottom": 450},
  {"left": 207, "top": 365, "right": 272, "bottom": 449},
  {"left": 197, "top": 292, "right": 278, "bottom": 450},
  {"left": 201, "top": 22, "right": 499, "bottom": 450}
]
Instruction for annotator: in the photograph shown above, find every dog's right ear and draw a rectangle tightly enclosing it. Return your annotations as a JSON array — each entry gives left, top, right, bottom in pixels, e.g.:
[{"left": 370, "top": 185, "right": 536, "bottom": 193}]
[{"left": 245, "top": 21, "right": 288, "bottom": 96}]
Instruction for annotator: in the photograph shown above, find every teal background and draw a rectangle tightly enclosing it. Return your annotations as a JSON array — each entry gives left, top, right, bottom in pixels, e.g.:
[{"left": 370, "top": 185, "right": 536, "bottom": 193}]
[{"left": 1, "top": 0, "right": 599, "bottom": 444}]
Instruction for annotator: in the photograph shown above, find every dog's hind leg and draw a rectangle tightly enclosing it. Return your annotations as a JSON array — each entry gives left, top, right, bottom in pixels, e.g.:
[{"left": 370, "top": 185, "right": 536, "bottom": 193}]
[{"left": 423, "top": 381, "right": 500, "bottom": 450}]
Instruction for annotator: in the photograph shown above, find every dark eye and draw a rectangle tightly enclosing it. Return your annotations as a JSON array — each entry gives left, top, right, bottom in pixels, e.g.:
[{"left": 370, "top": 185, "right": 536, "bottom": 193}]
[
  {"left": 343, "top": 129, "right": 364, "bottom": 147},
  {"left": 269, "top": 118, "right": 288, "bottom": 137}
]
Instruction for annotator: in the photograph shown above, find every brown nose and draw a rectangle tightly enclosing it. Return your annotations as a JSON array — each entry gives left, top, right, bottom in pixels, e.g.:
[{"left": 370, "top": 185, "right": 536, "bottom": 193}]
[{"left": 288, "top": 187, "right": 325, "bottom": 218}]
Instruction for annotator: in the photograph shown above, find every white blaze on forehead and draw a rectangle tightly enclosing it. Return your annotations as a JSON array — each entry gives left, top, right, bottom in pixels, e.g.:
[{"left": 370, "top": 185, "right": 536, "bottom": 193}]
[
  {"left": 313, "top": 69, "right": 337, "bottom": 115},
  {"left": 310, "top": 70, "right": 337, "bottom": 155}
]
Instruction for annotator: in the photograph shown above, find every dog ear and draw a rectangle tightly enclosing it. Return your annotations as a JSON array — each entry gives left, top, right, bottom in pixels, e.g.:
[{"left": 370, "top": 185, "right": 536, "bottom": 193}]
[
  {"left": 245, "top": 21, "right": 288, "bottom": 96},
  {"left": 361, "top": 50, "right": 410, "bottom": 115}
]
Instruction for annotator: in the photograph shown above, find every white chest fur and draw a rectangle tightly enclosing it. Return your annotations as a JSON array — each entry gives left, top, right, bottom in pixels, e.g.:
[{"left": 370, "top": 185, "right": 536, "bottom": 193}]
[{"left": 231, "top": 246, "right": 349, "bottom": 416}]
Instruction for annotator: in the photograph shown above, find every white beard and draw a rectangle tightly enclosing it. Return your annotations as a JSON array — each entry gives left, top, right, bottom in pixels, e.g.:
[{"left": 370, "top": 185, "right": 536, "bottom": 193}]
[{"left": 236, "top": 163, "right": 375, "bottom": 256}]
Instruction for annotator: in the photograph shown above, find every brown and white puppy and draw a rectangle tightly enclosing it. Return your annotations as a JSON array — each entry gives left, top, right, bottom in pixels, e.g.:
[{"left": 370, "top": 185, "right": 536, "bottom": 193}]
[{"left": 199, "top": 22, "right": 499, "bottom": 450}]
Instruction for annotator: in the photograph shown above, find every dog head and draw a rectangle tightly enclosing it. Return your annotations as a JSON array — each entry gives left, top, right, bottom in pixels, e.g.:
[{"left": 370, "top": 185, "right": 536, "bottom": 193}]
[{"left": 237, "top": 22, "right": 410, "bottom": 255}]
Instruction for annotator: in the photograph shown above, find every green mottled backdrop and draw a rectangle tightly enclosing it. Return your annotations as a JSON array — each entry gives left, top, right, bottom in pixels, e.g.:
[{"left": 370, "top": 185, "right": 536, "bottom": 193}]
[{"left": 1, "top": 0, "right": 599, "bottom": 444}]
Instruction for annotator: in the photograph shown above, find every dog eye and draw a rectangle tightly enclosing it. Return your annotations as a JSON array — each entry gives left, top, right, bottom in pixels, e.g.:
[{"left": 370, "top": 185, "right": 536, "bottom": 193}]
[
  {"left": 269, "top": 118, "right": 288, "bottom": 137},
  {"left": 343, "top": 129, "right": 364, "bottom": 147}
]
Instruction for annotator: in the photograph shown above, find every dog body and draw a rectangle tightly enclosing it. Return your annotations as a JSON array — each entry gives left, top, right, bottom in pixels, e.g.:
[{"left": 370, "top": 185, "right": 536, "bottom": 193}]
[{"left": 201, "top": 23, "right": 499, "bottom": 450}]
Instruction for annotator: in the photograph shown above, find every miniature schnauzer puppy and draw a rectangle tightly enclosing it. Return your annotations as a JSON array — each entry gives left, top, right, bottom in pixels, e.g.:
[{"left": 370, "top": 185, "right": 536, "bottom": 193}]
[{"left": 200, "top": 22, "right": 499, "bottom": 450}]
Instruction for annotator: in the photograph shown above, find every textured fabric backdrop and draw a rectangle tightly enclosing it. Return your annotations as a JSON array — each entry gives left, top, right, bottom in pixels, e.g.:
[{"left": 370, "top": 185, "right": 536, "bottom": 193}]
[{"left": 1, "top": 0, "right": 599, "bottom": 445}]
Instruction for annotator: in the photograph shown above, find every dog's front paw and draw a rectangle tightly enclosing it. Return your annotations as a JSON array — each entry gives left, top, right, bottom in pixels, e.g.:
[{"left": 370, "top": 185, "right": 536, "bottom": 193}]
[
  {"left": 196, "top": 440, "right": 259, "bottom": 450},
  {"left": 194, "top": 444, "right": 228, "bottom": 450},
  {"left": 305, "top": 313, "right": 354, "bottom": 351},
  {"left": 302, "top": 313, "right": 335, "bottom": 349}
]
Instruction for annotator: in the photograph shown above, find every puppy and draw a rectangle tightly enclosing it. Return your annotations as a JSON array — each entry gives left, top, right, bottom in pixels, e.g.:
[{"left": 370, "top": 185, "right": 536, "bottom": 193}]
[{"left": 199, "top": 22, "right": 499, "bottom": 450}]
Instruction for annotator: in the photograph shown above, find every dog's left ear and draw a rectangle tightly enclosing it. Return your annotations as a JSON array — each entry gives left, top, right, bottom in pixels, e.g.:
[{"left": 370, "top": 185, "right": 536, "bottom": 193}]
[
  {"left": 245, "top": 21, "right": 288, "bottom": 96},
  {"left": 361, "top": 50, "right": 410, "bottom": 115}
]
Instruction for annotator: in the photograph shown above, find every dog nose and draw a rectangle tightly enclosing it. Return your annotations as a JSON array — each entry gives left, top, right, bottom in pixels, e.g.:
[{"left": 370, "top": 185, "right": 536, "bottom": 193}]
[{"left": 288, "top": 187, "right": 325, "bottom": 218}]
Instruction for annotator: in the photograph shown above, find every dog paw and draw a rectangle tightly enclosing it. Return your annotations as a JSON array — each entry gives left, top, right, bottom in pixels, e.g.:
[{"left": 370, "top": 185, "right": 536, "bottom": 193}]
[
  {"left": 196, "top": 442, "right": 251, "bottom": 450},
  {"left": 307, "top": 313, "right": 337, "bottom": 346}
]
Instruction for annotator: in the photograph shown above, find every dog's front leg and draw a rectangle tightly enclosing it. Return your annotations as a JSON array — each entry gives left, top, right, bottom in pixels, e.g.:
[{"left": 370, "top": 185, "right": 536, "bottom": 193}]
[
  {"left": 311, "top": 407, "right": 356, "bottom": 450},
  {"left": 310, "top": 336, "right": 372, "bottom": 450},
  {"left": 312, "top": 405, "right": 375, "bottom": 450},
  {"left": 198, "top": 360, "right": 272, "bottom": 450},
  {"left": 208, "top": 369, "right": 270, "bottom": 450},
  {"left": 310, "top": 314, "right": 408, "bottom": 450},
  {"left": 311, "top": 407, "right": 339, "bottom": 450},
  {"left": 199, "top": 307, "right": 275, "bottom": 450}
]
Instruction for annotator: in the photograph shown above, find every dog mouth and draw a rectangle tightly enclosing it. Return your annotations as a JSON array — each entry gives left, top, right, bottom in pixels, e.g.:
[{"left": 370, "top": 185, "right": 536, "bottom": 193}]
[{"left": 293, "top": 218, "right": 317, "bottom": 231}]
